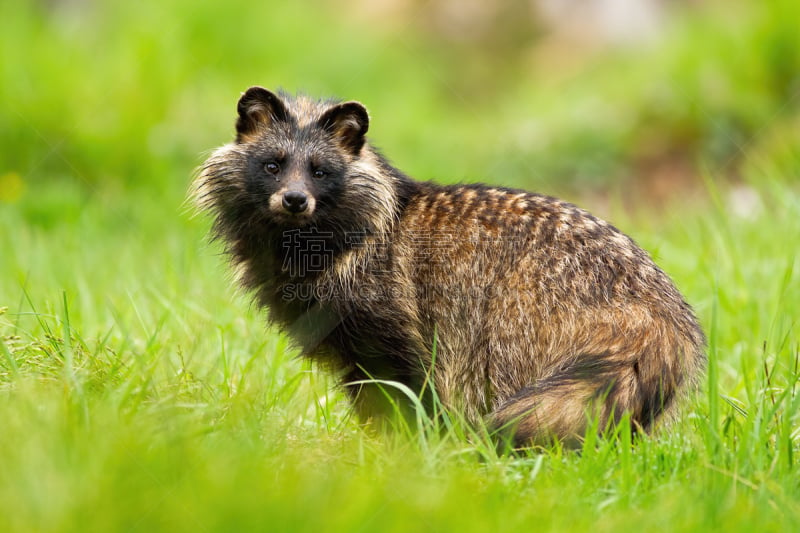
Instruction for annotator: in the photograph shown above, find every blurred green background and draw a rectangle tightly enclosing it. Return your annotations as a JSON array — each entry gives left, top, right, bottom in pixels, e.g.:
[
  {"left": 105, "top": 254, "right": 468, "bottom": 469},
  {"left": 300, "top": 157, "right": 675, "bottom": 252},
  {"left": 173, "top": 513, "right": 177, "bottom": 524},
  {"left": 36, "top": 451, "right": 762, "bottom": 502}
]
[
  {"left": 2, "top": 0, "right": 798, "bottom": 219},
  {"left": 2, "top": 2, "right": 800, "bottom": 531}
]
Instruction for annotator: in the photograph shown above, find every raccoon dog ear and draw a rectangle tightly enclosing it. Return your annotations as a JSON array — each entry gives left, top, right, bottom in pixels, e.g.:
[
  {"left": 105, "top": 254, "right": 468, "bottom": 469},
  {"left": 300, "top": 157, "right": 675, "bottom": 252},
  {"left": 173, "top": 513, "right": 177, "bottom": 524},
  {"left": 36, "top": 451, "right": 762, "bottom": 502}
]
[
  {"left": 318, "top": 101, "right": 369, "bottom": 156},
  {"left": 235, "top": 87, "right": 289, "bottom": 141}
]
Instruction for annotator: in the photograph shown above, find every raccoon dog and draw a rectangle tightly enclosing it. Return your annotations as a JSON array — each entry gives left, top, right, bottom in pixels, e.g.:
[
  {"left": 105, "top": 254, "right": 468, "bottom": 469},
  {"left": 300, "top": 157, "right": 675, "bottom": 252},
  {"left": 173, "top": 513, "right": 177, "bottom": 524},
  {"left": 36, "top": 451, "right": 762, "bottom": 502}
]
[{"left": 194, "top": 87, "right": 705, "bottom": 447}]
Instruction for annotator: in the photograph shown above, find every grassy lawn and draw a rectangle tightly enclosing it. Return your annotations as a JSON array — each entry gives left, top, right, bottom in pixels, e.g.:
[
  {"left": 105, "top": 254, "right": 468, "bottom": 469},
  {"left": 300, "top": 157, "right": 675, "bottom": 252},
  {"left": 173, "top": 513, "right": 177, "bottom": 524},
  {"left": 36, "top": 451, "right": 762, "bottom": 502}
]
[{"left": 2, "top": 1, "right": 799, "bottom": 531}]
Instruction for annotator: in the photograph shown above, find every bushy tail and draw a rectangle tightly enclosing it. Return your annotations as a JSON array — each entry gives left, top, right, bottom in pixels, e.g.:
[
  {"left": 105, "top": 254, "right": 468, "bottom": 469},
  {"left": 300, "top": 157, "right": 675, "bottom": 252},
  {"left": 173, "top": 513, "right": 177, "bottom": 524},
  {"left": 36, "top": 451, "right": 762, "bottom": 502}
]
[{"left": 489, "top": 335, "right": 703, "bottom": 449}]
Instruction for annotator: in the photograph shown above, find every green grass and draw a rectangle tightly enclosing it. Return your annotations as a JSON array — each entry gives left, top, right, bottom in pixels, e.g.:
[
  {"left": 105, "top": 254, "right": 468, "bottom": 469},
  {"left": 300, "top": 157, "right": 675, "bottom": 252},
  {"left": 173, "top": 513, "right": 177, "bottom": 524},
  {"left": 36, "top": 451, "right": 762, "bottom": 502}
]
[
  {"left": 2, "top": 0, "right": 800, "bottom": 531},
  {"left": 1, "top": 177, "right": 798, "bottom": 531}
]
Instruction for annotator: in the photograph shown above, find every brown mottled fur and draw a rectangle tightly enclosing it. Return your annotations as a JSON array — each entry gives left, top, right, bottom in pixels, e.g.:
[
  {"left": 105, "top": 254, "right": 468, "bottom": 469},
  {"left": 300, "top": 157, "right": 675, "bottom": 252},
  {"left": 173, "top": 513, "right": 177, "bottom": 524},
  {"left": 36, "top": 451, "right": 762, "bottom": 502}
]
[{"left": 193, "top": 87, "right": 706, "bottom": 448}]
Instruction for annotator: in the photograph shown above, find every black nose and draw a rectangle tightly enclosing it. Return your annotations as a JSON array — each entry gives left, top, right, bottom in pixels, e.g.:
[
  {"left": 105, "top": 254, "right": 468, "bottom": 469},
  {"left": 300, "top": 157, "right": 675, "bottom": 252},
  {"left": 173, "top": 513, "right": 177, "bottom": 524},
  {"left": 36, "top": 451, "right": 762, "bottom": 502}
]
[{"left": 282, "top": 191, "right": 308, "bottom": 213}]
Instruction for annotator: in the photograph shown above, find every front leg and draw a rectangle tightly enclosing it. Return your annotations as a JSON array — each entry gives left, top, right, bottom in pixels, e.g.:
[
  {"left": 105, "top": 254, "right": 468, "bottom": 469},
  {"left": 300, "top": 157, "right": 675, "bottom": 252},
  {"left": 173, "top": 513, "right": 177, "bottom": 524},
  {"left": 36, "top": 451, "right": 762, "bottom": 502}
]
[{"left": 342, "top": 368, "right": 420, "bottom": 434}]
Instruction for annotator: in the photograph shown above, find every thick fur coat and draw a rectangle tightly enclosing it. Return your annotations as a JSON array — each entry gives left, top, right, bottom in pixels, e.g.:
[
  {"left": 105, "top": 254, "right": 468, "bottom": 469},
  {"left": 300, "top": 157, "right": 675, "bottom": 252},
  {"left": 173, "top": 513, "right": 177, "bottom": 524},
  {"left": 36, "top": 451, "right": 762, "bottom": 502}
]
[{"left": 194, "top": 87, "right": 706, "bottom": 446}]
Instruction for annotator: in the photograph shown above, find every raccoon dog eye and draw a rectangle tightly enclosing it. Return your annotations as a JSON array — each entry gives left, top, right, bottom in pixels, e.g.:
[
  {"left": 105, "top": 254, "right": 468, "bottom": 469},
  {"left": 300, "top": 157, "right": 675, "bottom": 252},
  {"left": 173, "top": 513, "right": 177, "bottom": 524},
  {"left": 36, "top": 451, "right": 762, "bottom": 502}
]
[
  {"left": 313, "top": 169, "right": 327, "bottom": 179},
  {"left": 265, "top": 162, "right": 280, "bottom": 175}
]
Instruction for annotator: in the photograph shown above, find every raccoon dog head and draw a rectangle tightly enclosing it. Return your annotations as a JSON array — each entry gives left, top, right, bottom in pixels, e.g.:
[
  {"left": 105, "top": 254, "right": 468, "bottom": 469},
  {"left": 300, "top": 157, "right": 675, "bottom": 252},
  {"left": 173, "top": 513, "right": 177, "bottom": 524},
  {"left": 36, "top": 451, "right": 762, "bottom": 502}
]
[{"left": 195, "top": 88, "right": 399, "bottom": 245}]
